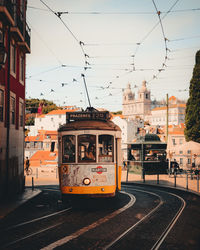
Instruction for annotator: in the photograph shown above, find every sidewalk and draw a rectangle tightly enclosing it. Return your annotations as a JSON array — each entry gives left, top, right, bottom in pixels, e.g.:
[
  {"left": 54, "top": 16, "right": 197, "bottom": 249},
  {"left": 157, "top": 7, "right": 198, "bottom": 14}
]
[
  {"left": 1, "top": 169, "right": 199, "bottom": 220},
  {"left": 122, "top": 170, "right": 200, "bottom": 194},
  {"left": 0, "top": 188, "right": 41, "bottom": 219}
]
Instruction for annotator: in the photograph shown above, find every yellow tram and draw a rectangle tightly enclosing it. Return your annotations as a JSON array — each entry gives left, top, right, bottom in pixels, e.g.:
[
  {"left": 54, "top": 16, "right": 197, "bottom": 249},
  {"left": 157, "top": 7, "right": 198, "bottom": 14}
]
[{"left": 58, "top": 108, "right": 122, "bottom": 198}]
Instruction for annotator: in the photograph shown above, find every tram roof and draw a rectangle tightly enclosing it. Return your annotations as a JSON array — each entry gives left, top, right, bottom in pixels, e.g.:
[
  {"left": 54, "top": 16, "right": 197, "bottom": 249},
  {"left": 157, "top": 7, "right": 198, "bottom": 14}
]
[{"left": 58, "top": 119, "right": 121, "bottom": 132}]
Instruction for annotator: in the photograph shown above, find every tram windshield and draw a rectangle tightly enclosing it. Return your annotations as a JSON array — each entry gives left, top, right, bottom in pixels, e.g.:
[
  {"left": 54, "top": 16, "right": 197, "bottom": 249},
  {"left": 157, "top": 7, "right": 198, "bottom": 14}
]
[
  {"left": 98, "top": 135, "right": 114, "bottom": 162},
  {"left": 62, "top": 135, "right": 75, "bottom": 163},
  {"left": 78, "top": 134, "right": 96, "bottom": 162}
]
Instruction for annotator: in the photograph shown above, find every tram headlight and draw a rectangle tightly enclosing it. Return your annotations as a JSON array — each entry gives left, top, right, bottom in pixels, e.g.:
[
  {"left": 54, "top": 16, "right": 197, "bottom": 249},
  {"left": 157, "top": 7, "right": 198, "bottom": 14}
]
[{"left": 83, "top": 178, "right": 91, "bottom": 186}]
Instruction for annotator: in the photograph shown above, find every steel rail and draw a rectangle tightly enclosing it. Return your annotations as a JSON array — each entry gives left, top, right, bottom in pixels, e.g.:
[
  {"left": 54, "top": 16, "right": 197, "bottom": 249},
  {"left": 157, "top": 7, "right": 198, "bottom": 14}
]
[
  {"left": 3, "top": 206, "right": 72, "bottom": 231},
  {"left": 151, "top": 191, "right": 186, "bottom": 250},
  {"left": 123, "top": 185, "right": 186, "bottom": 250},
  {"left": 105, "top": 185, "right": 186, "bottom": 250},
  {"left": 104, "top": 186, "right": 164, "bottom": 249},
  {"left": 41, "top": 191, "right": 135, "bottom": 250}
]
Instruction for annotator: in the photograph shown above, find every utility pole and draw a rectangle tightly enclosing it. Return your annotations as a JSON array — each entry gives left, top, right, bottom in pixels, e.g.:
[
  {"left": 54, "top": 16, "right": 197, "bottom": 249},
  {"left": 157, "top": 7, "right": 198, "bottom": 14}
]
[{"left": 166, "top": 94, "right": 168, "bottom": 143}]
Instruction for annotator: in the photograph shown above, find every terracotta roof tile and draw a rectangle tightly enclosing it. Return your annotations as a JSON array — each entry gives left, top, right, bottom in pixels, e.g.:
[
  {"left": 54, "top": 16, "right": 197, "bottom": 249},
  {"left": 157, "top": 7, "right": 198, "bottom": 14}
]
[
  {"left": 47, "top": 109, "right": 79, "bottom": 115},
  {"left": 30, "top": 151, "right": 58, "bottom": 161}
]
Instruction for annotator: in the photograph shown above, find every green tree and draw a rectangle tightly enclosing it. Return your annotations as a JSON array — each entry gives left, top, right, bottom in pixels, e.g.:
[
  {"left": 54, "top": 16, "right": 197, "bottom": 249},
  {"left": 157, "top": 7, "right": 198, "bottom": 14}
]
[
  {"left": 112, "top": 111, "right": 122, "bottom": 115},
  {"left": 184, "top": 50, "right": 200, "bottom": 142},
  {"left": 25, "top": 98, "right": 58, "bottom": 114}
]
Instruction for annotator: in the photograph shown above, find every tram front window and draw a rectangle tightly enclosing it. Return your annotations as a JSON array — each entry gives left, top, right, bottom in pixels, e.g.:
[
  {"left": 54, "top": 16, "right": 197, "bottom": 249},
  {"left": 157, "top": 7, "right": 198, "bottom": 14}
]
[
  {"left": 62, "top": 135, "right": 75, "bottom": 163},
  {"left": 78, "top": 134, "right": 96, "bottom": 162},
  {"left": 98, "top": 135, "right": 114, "bottom": 162}
]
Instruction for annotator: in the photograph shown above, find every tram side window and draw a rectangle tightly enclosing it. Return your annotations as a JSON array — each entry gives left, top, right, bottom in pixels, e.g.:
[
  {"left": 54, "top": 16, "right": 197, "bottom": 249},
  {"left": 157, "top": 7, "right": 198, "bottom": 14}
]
[
  {"left": 98, "top": 135, "right": 114, "bottom": 162},
  {"left": 78, "top": 134, "right": 96, "bottom": 162},
  {"left": 63, "top": 135, "right": 75, "bottom": 163}
]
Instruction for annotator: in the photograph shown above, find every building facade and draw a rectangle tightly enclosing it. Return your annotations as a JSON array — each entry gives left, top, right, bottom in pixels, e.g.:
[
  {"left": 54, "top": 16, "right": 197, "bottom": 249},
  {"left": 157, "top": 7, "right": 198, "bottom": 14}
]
[
  {"left": 27, "top": 107, "right": 80, "bottom": 136},
  {"left": 0, "top": 0, "right": 30, "bottom": 198},
  {"left": 111, "top": 115, "right": 144, "bottom": 160},
  {"left": 122, "top": 81, "right": 151, "bottom": 120},
  {"left": 150, "top": 96, "right": 186, "bottom": 126},
  {"left": 167, "top": 124, "right": 200, "bottom": 169},
  {"left": 122, "top": 82, "right": 185, "bottom": 126}
]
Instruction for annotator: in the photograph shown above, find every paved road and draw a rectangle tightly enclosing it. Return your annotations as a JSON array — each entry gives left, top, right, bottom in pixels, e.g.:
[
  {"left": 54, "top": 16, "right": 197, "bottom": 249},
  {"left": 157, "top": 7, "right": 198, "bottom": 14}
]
[{"left": 0, "top": 184, "right": 199, "bottom": 249}]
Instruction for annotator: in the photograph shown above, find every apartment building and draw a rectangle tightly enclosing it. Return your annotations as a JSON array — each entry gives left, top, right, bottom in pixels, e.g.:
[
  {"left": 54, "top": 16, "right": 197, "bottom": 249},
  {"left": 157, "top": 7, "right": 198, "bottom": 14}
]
[{"left": 0, "top": 0, "right": 30, "bottom": 197}]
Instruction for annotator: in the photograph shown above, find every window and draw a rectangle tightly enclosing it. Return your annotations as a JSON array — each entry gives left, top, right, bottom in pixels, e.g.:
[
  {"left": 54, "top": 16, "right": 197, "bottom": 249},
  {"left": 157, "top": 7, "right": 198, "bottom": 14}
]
[
  {"left": 19, "top": 101, "right": 24, "bottom": 127},
  {"left": 98, "top": 135, "right": 114, "bottom": 162},
  {"left": 179, "top": 151, "right": 183, "bottom": 154},
  {"left": 63, "top": 135, "right": 75, "bottom": 163},
  {"left": 20, "top": 54, "right": 25, "bottom": 83},
  {"left": 172, "top": 139, "right": 176, "bottom": 145},
  {"left": 51, "top": 117, "right": 53, "bottom": 121},
  {"left": 187, "top": 158, "right": 191, "bottom": 164},
  {"left": 180, "top": 158, "right": 183, "bottom": 165},
  {"left": 78, "top": 134, "right": 96, "bottom": 162},
  {"left": 10, "top": 44, "right": 16, "bottom": 74},
  {"left": 10, "top": 96, "right": 15, "bottom": 125},
  {"left": 0, "top": 89, "right": 4, "bottom": 122},
  {"left": 146, "top": 93, "right": 148, "bottom": 99},
  {"left": 0, "top": 30, "right": 3, "bottom": 43},
  {"left": 187, "top": 150, "right": 191, "bottom": 154}
]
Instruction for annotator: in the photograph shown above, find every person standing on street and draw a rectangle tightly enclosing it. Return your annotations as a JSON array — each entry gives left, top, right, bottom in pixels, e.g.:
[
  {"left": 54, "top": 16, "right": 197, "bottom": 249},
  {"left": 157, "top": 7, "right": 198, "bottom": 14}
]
[{"left": 25, "top": 157, "right": 30, "bottom": 171}]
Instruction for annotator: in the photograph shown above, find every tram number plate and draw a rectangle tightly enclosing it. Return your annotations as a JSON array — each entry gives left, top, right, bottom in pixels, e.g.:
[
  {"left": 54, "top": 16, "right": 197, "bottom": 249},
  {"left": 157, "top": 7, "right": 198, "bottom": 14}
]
[{"left": 91, "top": 167, "right": 107, "bottom": 174}]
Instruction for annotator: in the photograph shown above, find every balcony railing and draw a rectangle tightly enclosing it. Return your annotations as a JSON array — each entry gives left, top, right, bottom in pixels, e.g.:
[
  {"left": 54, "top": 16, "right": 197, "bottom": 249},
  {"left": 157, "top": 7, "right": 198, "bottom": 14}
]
[
  {"left": 25, "top": 23, "right": 31, "bottom": 49},
  {"left": 16, "top": 14, "right": 23, "bottom": 37},
  {"left": 0, "top": 0, "right": 14, "bottom": 23}
]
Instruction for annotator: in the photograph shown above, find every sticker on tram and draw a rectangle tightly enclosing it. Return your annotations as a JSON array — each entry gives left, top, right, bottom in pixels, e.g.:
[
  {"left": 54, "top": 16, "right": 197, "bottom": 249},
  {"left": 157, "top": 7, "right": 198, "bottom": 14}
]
[{"left": 91, "top": 166, "right": 107, "bottom": 174}]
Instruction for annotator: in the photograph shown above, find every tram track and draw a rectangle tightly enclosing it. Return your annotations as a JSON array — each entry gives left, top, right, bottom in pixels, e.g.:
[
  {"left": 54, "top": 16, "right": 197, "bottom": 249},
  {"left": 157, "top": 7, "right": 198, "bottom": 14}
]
[
  {"left": 0, "top": 189, "right": 134, "bottom": 249},
  {"left": 104, "top": 184, "right": 186, "bottom": 250},
  {"left": 0, "top": 184, "right": 198, "bottom": 250},
  {"left": 104, "top": 187, "right": 165, "bottom": 249}
]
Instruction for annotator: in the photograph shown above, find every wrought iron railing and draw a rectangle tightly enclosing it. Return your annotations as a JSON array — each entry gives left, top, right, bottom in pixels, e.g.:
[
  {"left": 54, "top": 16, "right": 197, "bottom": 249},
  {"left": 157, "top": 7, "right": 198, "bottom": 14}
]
[{"left": 0, "top": 0, "right": 14, "bottom": 19}]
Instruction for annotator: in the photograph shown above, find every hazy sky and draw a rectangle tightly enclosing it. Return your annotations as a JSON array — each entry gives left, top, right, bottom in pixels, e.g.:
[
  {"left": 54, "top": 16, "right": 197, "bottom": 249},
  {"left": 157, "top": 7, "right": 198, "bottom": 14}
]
[{"left": 26, "top": 0, "right": 200, "bottom": 111}]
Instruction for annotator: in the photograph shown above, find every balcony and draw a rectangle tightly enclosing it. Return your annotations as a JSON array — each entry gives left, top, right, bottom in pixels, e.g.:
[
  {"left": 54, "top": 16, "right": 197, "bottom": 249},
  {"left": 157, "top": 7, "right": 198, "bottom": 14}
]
[
  {"left": 11, "top": 11, "right": 31, "bottom": 53},
  {"left": 18, "top": 23, "right": 31, "bottom": 53},
  {"left": 0, "top": 0, "right": 14, "bottom": 25}
]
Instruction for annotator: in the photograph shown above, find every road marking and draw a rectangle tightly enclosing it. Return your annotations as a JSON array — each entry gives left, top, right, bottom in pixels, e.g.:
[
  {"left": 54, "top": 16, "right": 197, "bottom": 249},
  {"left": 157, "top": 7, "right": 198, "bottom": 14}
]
[{"left": 41, "top": 191, "right": 135, "bottom": 250}]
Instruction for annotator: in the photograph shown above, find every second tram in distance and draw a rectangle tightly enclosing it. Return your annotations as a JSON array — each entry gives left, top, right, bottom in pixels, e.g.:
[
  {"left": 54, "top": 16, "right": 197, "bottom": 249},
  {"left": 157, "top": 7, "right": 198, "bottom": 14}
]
[{"left": 58, "top": 108, "right": 122, "bottom": 199}]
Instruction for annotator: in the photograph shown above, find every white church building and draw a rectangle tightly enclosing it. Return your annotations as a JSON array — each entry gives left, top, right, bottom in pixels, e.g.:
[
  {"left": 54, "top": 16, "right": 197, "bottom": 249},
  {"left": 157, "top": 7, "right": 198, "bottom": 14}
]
[
  {"left": 122, "top": 81, "right": 151, "bottom": 120},
  {"left": 122, "top": 81, "right": 186, "bottom": 126}
]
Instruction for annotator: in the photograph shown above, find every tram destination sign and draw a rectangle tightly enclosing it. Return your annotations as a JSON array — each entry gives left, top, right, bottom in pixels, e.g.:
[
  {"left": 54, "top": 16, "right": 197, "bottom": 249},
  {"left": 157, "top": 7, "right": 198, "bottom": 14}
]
[{"left": 66, "top": 111, "right": 110, "bottom": 122}]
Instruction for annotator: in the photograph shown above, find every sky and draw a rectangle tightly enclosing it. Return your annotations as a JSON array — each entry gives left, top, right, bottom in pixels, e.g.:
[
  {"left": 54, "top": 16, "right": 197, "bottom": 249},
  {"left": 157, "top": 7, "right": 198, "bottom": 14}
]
[{"left": 26, "top": 0, "right": 200, "bottom": 112}]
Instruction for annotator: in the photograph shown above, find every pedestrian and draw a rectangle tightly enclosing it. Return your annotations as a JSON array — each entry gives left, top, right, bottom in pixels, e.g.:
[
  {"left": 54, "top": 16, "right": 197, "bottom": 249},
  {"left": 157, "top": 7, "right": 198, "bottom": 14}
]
[{"left": 25, "top": 157, "right": 30, "bottom": 171}]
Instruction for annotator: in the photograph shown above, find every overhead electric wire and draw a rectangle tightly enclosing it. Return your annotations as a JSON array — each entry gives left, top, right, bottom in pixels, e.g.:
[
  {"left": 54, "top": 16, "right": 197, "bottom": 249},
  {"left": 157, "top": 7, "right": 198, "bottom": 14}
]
[
  {"left": 26, "top": 18, "right": 63, "bottom": 66},
  {"left": 40, "top": 0, "right": 93, "bottom": 105},
  {"left": 28, "top": 1, "right": 192, "bottom": 110},
  {"left": 26, "top": 65, "right": 64, "bottom": 79},
  {"left": 145, "top": 0, "right": 180, "bottom": 84},
  {"left": 28, "top": 5, "right": 200, "bottom": 14}
]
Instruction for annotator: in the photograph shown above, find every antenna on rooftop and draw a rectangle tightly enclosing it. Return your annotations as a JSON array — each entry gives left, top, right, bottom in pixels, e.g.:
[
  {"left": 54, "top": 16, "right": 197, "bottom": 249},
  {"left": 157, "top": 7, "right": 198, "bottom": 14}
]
[{"left": 81, "top": 74, "right": 92, "bottom": 108}]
